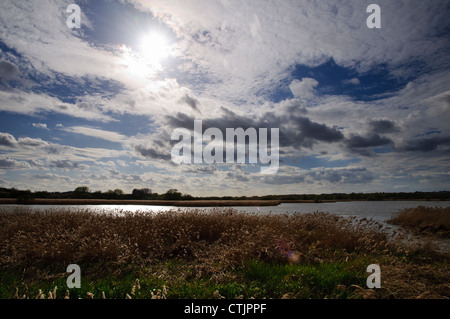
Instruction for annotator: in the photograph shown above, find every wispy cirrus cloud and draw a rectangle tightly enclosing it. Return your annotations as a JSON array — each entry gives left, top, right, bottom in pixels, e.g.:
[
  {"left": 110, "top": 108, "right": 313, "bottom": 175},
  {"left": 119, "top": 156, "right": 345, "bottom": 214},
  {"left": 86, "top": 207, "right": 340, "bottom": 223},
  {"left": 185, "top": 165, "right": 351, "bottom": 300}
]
[{"left": 63, "top": 126, "right": 128, "bottom": 143}]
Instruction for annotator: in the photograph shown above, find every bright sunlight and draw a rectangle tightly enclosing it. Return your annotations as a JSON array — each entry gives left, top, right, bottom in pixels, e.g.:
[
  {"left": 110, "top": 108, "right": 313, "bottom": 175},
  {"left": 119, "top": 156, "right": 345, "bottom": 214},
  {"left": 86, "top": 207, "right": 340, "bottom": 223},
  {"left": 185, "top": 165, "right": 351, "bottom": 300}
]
[
  {"left": 119, "top": 32, "right": 171, "bottom": 81},
  {"left": 139, "top": 32, "right": 171, "bottom": 65}
]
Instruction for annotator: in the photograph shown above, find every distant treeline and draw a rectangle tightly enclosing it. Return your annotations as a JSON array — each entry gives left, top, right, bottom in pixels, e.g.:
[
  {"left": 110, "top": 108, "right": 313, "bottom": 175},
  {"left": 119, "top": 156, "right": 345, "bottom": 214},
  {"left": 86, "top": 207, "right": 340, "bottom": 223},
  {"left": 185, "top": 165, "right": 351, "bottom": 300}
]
[
  {"left": 1, "top": 186, "right": 449, "bottom": 203},
  {"left": 0, "top": 187, "right": 188, "bottom": 202}
]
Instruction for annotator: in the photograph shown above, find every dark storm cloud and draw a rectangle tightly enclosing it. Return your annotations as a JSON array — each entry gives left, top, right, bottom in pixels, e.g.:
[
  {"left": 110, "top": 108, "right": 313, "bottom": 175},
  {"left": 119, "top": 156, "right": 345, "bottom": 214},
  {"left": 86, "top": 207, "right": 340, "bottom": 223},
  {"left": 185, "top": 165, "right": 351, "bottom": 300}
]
[
  {"left": 369, "top": 119, "right": 401, "bottom": 134},
  {"left": 345, "top": 134, "right": 393, "bottom": 149},
  {"left": 401, "top": 136, "right": 450, "bottom": 152},
  {"left": 344, "top": 132, "right": 393, "bottom": 156},
  {"left": 165, "top": 107, "right": 343, "bottom": 150},
  {"left": 287, "top": 116, "right": 344, "bottom": 148}
]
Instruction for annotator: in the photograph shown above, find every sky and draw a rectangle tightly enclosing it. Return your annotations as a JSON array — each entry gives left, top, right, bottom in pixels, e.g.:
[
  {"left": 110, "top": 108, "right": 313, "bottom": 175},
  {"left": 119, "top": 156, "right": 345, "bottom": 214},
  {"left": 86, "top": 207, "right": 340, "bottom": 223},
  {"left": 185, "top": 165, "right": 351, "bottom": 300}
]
[{"left": 0, "top": 0, "right": 449, "bottom": 196}]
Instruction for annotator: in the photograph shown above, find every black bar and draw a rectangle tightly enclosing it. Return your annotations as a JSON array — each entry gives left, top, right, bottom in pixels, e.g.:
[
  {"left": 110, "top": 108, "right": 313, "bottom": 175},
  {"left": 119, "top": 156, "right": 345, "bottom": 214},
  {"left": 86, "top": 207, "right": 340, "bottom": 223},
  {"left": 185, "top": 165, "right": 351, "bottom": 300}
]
[{"left": 1, "top": 299, "right": 447, "bottom": 317}]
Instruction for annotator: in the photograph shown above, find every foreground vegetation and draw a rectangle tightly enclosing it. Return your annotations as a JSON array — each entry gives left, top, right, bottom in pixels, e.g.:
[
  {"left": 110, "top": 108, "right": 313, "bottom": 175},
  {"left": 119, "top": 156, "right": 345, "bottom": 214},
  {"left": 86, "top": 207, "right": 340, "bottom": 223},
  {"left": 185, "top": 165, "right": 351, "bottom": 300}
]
[
  {"left": 0, "top": 206, "right": 448, "bottom": 299},
  {"left": 388, "top": 206, "right": 450, "bottom": 238}
]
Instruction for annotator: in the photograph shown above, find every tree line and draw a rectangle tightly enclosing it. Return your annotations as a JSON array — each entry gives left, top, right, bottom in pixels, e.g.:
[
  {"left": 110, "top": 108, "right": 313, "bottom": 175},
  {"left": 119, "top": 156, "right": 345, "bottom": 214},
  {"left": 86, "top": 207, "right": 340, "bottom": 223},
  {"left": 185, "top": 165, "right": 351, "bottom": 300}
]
[{"left": 0, "top": 187, "right": 449, "bottom": 202}]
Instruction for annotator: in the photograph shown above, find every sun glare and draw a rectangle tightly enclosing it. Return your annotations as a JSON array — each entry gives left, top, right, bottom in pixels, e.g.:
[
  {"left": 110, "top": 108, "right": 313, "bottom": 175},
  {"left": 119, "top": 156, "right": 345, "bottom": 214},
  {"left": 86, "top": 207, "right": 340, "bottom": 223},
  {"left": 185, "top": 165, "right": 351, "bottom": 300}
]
[
  {"left": 139, "top": 32, "right": 170, "bottom": 65},
  {"left": 119, "top": 32, "right": 172, "bottom": 81}
]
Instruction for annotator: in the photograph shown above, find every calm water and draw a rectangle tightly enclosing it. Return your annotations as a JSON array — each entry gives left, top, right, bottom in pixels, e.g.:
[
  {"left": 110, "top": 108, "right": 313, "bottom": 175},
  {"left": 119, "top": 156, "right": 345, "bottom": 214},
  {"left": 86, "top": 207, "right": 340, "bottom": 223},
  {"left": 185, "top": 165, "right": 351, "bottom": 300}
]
[
  {"left": 236, "top": 201, "right": 450, "bottom": 223},
  {"left": 3, "top": 200, "right": 450, "bottom": 223}
]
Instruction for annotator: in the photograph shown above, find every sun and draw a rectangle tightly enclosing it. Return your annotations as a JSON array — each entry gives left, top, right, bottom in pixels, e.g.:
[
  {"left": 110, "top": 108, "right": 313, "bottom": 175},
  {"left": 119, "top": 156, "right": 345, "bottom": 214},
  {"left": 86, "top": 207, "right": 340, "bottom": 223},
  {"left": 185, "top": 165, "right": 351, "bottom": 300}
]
[
  {"left": 118, "top": 32, "right": 172, "bottom": 81},
  {"left": 138, "top": 32, "right": 170, "bottom": 65}
]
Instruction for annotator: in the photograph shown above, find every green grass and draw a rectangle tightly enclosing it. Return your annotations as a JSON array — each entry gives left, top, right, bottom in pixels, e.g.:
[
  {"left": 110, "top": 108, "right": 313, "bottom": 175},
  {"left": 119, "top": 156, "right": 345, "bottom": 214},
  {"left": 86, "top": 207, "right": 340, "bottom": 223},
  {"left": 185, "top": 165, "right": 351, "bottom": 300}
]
[
  {"left": 241, "top": 259, "right": 366, "bottom": 298},
  {"left": 0, "top": 258, "right": 370, "bottom": 299}
]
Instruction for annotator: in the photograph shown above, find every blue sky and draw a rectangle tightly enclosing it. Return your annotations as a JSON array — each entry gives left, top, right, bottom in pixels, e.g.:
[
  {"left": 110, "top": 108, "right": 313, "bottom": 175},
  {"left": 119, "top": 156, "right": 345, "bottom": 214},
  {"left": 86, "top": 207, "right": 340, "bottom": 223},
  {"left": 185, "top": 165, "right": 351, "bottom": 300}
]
[{"left": 0, "top": 0, "right": 450, "bottom": 196}]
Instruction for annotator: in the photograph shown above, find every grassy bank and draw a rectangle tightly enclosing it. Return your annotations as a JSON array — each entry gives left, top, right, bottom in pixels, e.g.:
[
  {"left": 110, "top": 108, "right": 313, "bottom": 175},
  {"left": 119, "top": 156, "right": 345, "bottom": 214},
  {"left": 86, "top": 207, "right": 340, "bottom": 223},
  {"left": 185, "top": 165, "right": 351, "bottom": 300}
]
[{"left": 0, "top": 206, "right": 448, "bottom": 299}]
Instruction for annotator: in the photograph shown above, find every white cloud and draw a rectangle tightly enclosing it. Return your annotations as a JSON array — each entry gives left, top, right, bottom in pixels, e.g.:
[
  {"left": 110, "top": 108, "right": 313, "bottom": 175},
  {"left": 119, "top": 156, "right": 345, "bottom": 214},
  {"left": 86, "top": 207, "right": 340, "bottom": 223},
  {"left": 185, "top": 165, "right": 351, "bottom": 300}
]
[
  {"left": 344, "top": 78, "right": 360, "bottom": 85},
  {"left": 63, "top": 126, "right": 128, "bottom": 143},
  {"left": 117, "top": 160, "right": 128, "bottom": 167},
  {"left": 32, "top": 123, "right": 49, "bottom": 130},
  {"left": 289, "top": 78, "right": 319, "bottom": 99},
  {"left": 129, "top": 0, "right": 450, "bottom": 102},
  {"left": 0, "top": 1, "right": 117, "bottom": 78},
  {"left": 0, "top": 90, "right": 116, "bottom": 122}
]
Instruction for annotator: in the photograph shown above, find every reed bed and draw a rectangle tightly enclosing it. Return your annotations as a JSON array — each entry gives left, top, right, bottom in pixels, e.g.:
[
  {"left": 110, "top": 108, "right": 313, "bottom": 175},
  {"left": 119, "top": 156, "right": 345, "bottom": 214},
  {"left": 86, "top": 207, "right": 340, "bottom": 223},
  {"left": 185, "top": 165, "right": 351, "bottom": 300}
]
[
  {"left": 388, "top": 206, "right": 450, "bottom": 238},
  {"left": 0, "top": 207, "right": 392, "bottom": 268},
  {"left": 0, "top": 206, "right": 448, "bottom": 299}
]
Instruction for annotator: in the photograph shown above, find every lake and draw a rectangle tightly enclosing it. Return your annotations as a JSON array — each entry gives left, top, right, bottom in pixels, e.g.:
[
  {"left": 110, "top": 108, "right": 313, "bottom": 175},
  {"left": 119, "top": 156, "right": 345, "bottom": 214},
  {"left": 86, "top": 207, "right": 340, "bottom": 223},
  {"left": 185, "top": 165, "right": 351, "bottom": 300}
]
[{"left": 2, "top": 200, "right": 450, "bottom": 223}]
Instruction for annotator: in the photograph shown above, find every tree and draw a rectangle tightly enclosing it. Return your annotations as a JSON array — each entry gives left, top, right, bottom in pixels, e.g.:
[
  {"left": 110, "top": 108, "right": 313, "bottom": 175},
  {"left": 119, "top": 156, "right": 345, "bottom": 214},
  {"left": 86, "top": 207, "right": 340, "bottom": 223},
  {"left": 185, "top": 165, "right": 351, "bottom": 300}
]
[
  {"left": 163, "top": 189, "right": 182, "bottom": 200},
  {"left": 74, "top": 186, "right": 90, "bottom": 193},
  {"left": 113, "top": 189, "right": 124, "bottom": 196},
  {"left": 132, "top": 188, "right": 152, "bottom": 199},
  {"left": 104, "top": 189, "right": 124, "bottom": 199}
]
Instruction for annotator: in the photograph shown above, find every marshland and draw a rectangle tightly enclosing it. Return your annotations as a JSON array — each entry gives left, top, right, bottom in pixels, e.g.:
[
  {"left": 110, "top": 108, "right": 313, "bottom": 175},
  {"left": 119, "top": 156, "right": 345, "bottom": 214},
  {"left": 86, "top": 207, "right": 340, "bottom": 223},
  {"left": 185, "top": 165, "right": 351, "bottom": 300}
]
[{"left": 0, "top": 205, "right": 448, "bottom": 299}]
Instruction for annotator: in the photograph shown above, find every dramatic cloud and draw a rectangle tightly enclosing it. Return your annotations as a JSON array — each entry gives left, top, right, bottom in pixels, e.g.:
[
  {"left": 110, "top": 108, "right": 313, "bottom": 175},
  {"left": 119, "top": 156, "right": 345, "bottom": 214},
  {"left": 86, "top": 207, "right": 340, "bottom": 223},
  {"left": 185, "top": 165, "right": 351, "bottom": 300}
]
[
  {"left": 0, "top": 132, "right": 17, "bottom": 147},
  {"left": 0, "top": 0, "right": 449, "bottom": 195},
  {"left": 346, "top": 134, "right": 393, "bottom": 149},
  {"left": 400, "top": 136, "right": 450, "bottom": 153},
  {"left": 369, "top": 120, "right": 401, "bottom": 134}
]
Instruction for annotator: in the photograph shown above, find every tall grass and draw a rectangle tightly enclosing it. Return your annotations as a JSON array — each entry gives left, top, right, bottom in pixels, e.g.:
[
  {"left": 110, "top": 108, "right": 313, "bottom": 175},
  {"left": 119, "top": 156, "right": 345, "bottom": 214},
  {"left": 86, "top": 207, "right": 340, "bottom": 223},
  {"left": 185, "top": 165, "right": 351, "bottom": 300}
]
[
  {"left": 388, "top": 206, "right": 450, "bottom": 238},
  {"left": 0, "top": 207, "right": 394, "bottom": 271},
  {"left": 0, "top": 206, "right": 448, "bottom": 299}
]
